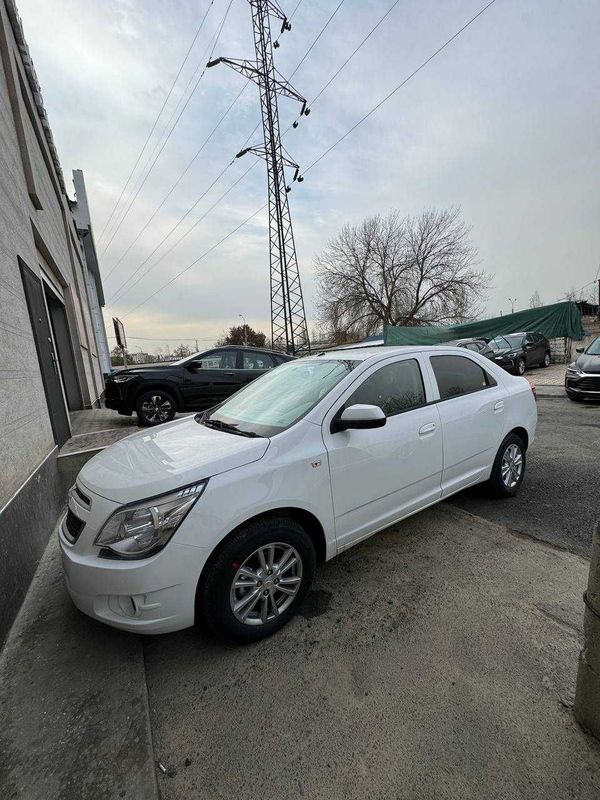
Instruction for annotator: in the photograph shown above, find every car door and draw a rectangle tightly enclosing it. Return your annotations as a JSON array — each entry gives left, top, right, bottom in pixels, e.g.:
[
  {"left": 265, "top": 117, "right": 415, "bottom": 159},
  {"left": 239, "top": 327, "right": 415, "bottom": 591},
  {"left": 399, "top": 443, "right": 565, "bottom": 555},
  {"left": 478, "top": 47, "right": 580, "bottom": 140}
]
[
  {"left": 533, "top": 333, "right": 546, "bottom": 364},
  {"left": 322, "top": 354, "right": 443, "bottom": 551},
  {"left": 182, "top": 349, "right": 243, "bottom": 407},
  {"left": 523, "top": 334, "right": 538, "bottom": 366},
  {"left": 239, "top": 350, "right": 276, "bottom": 386},
  {"left": 425, "top": 353, "right": 506, "bottom": 496}
]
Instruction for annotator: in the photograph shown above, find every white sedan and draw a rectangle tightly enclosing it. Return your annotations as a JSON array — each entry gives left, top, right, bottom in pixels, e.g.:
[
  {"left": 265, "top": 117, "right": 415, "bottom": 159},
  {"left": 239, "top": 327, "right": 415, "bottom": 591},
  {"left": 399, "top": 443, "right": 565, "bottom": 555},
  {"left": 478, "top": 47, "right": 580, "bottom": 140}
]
[{"left": 59, "top": 346, "right": 537, "bottom": 642}]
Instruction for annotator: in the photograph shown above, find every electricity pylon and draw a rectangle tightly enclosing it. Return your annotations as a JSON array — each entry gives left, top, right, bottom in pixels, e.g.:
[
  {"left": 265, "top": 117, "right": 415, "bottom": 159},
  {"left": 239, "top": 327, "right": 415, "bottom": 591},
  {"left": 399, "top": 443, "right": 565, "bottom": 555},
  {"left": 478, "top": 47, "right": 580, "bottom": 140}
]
[{"left": 208, "top": 0, "right": 310, "bottom": 355}]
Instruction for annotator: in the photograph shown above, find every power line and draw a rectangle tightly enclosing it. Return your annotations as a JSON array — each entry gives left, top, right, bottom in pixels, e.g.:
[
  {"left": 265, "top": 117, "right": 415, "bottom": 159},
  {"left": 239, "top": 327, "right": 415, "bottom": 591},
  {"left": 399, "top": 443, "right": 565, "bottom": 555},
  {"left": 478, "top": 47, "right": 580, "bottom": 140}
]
[
  {"left": 110, "top": 159, "right": 259, "bottom": 305},
  {"left": 288, "top": 0, "right": 304, "bottom": 22},
  {"left": 103, "top": 80, "right": 251, "bottom": 283},
  {"left": 123, "top": 204, "right": 268, "bottom": 318},
  {"left": 99, "top": 0, "right": 235, "bottom": 259},
  {"left": 308, "top": 0, "right": 401, "bottom": 109},
  {"left": 108, "top": 120, "right": 262, "bottom": 305},
  {"left": 121, "top": 0, "right": 496, "bottom": 320},
  {"left": 97, "top": 0, "right": 215, "bottom": 247},
  {"left": 288, "top": 0, "right": 346, "bottom": 79},
  {"left": 304, "top": 0, "right": 497, "bottom": 174},
  {"left": 110, "top": 1, "right": 352, "bottom": 307}
]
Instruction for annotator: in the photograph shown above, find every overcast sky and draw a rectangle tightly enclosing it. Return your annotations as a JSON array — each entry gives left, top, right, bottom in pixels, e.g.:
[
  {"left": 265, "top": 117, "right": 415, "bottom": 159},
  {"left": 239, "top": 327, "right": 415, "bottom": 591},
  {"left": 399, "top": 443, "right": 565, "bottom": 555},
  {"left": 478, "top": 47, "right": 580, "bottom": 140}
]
[{"left": 16, "top": 0, "right": 600, "bottom": 351}]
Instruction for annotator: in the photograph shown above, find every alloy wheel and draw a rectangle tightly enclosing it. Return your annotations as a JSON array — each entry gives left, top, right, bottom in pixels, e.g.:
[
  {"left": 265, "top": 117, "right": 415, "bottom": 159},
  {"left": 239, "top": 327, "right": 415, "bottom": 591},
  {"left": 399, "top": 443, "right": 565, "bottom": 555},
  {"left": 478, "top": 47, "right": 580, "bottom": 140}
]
[
  {"left": 230, "top": 543, "right": 303, "bottom": 626},
  {"left": 141, "top": 395, "right": 172, "bottom": 424},
  {"left": 517, "top": 359, "right": 526, "bottom": 375},
  {"left": 501, "top": 443, "right": 523, "bottom": 488}
]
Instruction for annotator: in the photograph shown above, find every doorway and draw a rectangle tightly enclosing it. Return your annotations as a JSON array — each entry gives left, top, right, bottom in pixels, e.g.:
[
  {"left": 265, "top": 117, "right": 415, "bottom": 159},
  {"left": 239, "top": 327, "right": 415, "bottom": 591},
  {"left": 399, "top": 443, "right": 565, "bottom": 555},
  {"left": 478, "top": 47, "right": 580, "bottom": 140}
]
[{"left": 19, "top": 258, "right": 71, "bottom": 447}]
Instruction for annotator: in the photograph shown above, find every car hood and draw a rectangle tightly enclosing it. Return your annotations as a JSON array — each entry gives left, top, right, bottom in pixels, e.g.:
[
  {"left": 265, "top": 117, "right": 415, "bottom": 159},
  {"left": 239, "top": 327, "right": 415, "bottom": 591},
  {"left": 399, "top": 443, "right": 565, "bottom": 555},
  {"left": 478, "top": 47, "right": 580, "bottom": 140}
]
[
  {"left": 575, "top": 353, "right": 600, "bottom": 373},
  {"left": 78, "top": 416, "right": 270, "bottom": 504}
]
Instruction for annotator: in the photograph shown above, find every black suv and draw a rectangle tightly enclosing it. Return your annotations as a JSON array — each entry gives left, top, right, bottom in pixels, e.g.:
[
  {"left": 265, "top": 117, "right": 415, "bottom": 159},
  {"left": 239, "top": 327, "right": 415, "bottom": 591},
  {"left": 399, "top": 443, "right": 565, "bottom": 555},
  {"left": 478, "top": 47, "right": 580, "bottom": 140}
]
[
  {"left": 488, "top": 331, "right": 551, "bottom": 375},
  {"left": 105, "top": 346, "right": 293, "bottom": 426}
]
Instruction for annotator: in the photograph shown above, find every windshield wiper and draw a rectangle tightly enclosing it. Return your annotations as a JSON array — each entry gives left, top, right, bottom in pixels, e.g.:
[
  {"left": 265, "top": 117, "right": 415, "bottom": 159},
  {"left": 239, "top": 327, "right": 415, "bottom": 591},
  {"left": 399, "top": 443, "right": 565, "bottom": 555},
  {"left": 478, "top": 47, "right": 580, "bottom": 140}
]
[{"left": 201, "top": 418, "right": 263, "bottom": 438}]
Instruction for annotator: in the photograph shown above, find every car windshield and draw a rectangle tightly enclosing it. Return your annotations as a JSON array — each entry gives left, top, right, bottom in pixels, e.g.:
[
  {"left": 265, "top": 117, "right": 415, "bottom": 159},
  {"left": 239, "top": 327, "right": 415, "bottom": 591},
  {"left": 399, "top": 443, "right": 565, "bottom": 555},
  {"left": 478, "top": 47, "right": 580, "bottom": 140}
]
[
  {"left": 203, "top": 358, "right": 358, "bottom": 437},
  {"left": 586, "top": 336, "right": 600, "bottom": 355},
  {"left": 490, "top": 335, "right": 522, "bottom": 350}
]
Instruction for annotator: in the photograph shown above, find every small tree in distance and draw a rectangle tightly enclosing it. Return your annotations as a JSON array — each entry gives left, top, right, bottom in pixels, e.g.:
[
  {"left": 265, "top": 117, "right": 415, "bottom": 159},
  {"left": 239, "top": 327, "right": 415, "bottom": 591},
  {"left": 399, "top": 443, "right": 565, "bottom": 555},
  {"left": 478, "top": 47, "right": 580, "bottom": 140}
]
[
  {"left": 529, "top": 290, "right": 543, "bottom": 308},
  {"left": 172, "top": 343, "right": 193, "bottom": 360},
  {"left": 217, "top": 324, "right": 267, "bottom": 348}
]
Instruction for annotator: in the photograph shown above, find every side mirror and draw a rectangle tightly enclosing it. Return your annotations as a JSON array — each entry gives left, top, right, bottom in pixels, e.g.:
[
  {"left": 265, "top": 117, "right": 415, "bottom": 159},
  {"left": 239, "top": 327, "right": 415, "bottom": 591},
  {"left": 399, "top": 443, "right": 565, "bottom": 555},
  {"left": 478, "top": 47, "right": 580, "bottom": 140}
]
[
  {"left": 333, "top": 404, "right": 386, "bottom": 433},
  {"left": 188, "top": 360, "right": 202, "bottom": 371},
  {"left": 576, "top": 347, "right": 584, "bottom": 354}
]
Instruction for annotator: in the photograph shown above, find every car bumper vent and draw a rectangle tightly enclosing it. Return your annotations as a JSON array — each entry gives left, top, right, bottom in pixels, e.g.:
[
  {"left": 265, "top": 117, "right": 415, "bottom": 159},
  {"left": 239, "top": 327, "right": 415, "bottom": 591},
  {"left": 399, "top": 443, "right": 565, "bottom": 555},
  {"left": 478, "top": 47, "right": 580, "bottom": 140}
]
[{"left": 64, "top": 508, "right": 85, "bottom": 542}]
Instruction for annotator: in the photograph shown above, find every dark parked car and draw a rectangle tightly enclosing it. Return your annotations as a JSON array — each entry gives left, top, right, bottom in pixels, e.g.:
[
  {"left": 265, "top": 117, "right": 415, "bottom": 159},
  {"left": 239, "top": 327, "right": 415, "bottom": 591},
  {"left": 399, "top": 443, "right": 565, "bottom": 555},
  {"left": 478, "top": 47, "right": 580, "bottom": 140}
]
[
  {"left": 488, "top": 332, "right": 551, "bottom": 375},
  {"left": 565, "top": 335, "right": 600, "bottom": 401},
  {"left": 105, "top": 346, "right": 294, "bottom": 426},
  {"left": 446, "top": 338, "right": 494, "bottom": 359}
]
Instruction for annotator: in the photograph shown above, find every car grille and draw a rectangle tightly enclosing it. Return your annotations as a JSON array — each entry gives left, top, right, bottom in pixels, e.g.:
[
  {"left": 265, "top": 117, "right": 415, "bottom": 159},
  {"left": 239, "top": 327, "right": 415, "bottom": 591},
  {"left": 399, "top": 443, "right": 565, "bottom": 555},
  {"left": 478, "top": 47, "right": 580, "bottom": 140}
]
[
  {"left": 578, "top": 376, "right": 600, "bottom": 391},
  {"left": 64, "top": 508, "right": 85, "bottom": 542}
]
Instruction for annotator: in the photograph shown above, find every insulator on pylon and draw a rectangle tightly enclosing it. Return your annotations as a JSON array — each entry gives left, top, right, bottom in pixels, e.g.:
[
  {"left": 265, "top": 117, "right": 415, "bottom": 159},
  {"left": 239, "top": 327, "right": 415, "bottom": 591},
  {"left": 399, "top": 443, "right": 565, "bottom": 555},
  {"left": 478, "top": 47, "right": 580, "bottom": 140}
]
[
  {"left": 297, "top": 175, "right": 304, "bottom": 183},
  {"left": 304, "top": 107, "right": 311, "bottom": 116},
  {"left": 274, "top": 40, "right": 280, "bottom": 48},
  {"left": 292, "top": 120, "right": 298, "bottom": 128},
  {"left": 286, "top": 185, "right": 291, "bottom": 193}
]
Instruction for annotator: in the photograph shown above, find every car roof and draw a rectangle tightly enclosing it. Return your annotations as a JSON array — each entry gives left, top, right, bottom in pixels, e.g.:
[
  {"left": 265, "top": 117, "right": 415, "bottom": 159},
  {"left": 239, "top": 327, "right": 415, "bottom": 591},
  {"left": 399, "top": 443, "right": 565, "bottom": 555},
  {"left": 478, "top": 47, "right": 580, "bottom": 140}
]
[{"left": 304, "top": 345, "right": 474, "bottom": 362}]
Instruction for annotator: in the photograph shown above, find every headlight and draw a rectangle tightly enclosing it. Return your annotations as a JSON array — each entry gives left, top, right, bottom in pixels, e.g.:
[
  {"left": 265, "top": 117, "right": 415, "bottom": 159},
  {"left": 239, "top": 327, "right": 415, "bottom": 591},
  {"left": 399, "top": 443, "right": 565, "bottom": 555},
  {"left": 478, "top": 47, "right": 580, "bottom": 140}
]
[
  {"left": 566, "top": 365, "right": 583, "bottom": 376},
  {"left": 113, "top": 373, "right": 135, "bottom": 383},
  {"left": 94, "top": 482, "right": 207, "bottom": 558}
]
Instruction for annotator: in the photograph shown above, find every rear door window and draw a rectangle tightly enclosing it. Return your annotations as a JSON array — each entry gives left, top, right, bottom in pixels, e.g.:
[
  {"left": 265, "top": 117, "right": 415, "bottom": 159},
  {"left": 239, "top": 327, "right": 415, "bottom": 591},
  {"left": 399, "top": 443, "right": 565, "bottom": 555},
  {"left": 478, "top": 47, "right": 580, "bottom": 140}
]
[
  {"left": 243, "top": 351, "right": 275, "bottom": 370},
  {"left": 196, "top": 350, "right": 238, "bottom": 369},
  {"left": 431, "top": 355, "right": 496, "bottom": 401}
]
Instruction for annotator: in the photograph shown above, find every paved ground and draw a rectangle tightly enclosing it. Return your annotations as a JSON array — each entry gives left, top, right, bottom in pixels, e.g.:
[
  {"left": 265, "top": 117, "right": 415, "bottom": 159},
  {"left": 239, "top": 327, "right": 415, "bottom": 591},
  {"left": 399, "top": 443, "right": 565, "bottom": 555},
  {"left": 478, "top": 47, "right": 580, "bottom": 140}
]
[
  {"left": 3, "top": 376, "right": 600, "bottom": 800},
  {"left": 451, "top": 392, "right": 600, "bottom": 557},
  {"left": 525, "top": 363, "right": 565, "bottom": 385},
  {"left": 142, "top": 504, "right": 599, "bottom": 800}
]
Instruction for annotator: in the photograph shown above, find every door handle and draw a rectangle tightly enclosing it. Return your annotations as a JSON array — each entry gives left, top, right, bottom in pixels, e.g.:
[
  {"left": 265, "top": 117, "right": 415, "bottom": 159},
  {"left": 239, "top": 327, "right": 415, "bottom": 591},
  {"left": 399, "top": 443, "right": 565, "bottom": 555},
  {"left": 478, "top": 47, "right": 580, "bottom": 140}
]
[
  {"left": 223, "top": 371, "right": 235, "bottom": 376},
  {"left": 418, "top": 422, "right": 436, "bottom": 436},
  {"left": 494, "top": 400, "right": 504, "bottom": 413}
]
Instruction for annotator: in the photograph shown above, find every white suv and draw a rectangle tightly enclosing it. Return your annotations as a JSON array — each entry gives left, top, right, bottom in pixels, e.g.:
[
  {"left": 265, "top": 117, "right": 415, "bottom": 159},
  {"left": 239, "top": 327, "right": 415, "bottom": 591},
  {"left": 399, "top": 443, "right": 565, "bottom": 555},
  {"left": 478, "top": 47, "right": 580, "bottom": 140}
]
[{"left": 59, "top": 347, "right": 537, "bottom": 642}]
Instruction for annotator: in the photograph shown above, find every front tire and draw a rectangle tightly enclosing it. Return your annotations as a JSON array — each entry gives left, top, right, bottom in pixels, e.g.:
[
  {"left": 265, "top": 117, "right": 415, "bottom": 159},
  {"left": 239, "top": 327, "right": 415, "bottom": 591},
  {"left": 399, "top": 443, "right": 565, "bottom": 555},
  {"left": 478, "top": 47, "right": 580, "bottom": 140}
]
[
  {"left": 486, "top": 433, "right": 526, "bottom": 498},
  {"left": 136, "top": 389, "right": 177, "bottom": 426},
  {"left": 542, "top": 351, "right": 551, "bottom": 367},
  {"left": 199, "top": 517, "right": 316, "bottom": 644},
  {"left": 516, "top": 358, "right": 526, "bottom": 376}
]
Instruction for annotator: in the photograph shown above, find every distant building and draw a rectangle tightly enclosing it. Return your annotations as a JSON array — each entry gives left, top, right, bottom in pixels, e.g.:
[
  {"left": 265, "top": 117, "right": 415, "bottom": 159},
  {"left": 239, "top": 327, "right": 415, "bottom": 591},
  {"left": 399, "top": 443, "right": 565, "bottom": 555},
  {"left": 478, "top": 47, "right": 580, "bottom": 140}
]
[{"left": 0, "top": 0, "right": 109, "bottom": 643}]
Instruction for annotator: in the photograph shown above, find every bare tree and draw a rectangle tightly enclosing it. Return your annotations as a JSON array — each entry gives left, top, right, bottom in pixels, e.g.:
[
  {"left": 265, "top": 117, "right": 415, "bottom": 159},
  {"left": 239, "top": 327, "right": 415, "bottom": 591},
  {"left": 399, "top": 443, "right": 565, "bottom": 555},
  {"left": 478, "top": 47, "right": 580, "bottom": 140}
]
[
  {"left": 529, "top": 289, "right": 543, "bottom": 308},
  {"left": 314, "top": 208, "right": 489, "bottom": 340}
]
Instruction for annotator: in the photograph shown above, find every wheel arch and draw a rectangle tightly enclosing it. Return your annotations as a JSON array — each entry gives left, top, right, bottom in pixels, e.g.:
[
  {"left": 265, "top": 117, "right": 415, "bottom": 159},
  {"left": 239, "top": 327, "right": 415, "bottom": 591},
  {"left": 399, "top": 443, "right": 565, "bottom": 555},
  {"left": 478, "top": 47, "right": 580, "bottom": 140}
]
[
  {"left": 507, "top": 426, "right": 529, "bottom": 451},
  {"left": 194, "top": 506, "right": 327, "bottom": 622}
]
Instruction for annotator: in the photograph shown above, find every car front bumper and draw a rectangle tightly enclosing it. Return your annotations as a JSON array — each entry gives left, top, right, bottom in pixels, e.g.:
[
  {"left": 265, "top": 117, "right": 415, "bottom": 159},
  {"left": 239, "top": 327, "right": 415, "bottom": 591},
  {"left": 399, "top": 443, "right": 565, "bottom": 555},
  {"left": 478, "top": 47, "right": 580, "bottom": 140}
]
[
  {"left": 58, "top": 511, "right": 210, "bottom": 635},
  {"left": 565, "top": 372, "right": 600, "bottom": 398}
]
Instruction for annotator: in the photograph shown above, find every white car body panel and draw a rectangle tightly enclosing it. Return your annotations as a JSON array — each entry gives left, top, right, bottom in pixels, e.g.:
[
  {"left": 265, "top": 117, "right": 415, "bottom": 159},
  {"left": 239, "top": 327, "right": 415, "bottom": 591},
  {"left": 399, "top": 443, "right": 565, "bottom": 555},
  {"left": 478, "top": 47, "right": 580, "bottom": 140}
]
[{"left": 59, "top": 346, "right": 537, "bottom": 634}]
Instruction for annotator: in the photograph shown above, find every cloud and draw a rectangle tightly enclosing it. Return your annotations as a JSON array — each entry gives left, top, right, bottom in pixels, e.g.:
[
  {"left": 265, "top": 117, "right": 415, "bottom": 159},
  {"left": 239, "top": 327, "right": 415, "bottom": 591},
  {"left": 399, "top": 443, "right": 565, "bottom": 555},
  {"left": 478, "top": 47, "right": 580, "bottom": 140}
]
[{"left": 17, "top": 0, "right": 600, "bottom": 347}]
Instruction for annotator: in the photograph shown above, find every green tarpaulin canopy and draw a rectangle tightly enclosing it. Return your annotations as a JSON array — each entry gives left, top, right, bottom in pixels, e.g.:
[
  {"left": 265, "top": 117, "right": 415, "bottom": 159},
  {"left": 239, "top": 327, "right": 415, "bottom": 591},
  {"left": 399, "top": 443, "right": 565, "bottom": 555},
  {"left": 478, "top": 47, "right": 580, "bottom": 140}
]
[{"left": 384, "top": 301, "right": 585, "bottom": 346}]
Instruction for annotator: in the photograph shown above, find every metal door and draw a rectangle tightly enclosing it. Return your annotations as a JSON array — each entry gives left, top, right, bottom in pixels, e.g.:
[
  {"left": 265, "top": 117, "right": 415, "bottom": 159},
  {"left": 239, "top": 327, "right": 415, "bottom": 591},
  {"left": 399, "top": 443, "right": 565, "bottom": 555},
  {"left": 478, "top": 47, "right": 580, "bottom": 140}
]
[{"left": 19, "top": 259, "right": 70, "bottom": 446}]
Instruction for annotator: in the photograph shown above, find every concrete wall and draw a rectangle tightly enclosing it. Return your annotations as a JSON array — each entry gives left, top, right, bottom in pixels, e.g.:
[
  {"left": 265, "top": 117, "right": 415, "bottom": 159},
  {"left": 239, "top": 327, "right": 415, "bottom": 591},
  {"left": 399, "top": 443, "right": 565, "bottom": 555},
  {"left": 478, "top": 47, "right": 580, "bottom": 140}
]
[{"left": 0, "top": 0, "right": 107, "bottom": 644}]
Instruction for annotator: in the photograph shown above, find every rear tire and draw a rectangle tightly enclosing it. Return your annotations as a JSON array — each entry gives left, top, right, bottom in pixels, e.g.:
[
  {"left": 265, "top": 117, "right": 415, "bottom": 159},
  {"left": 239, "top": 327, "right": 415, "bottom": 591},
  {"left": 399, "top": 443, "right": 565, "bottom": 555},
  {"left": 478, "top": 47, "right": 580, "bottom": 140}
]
[
  {"left": 486, "top": 433, "right": 526, "bottom": 498},
  {"left": 136, "top": 389, "right": 177, "bottom": 427},
  {"left": 199, "top": 517, "right": 316, "bottom": 644}
]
